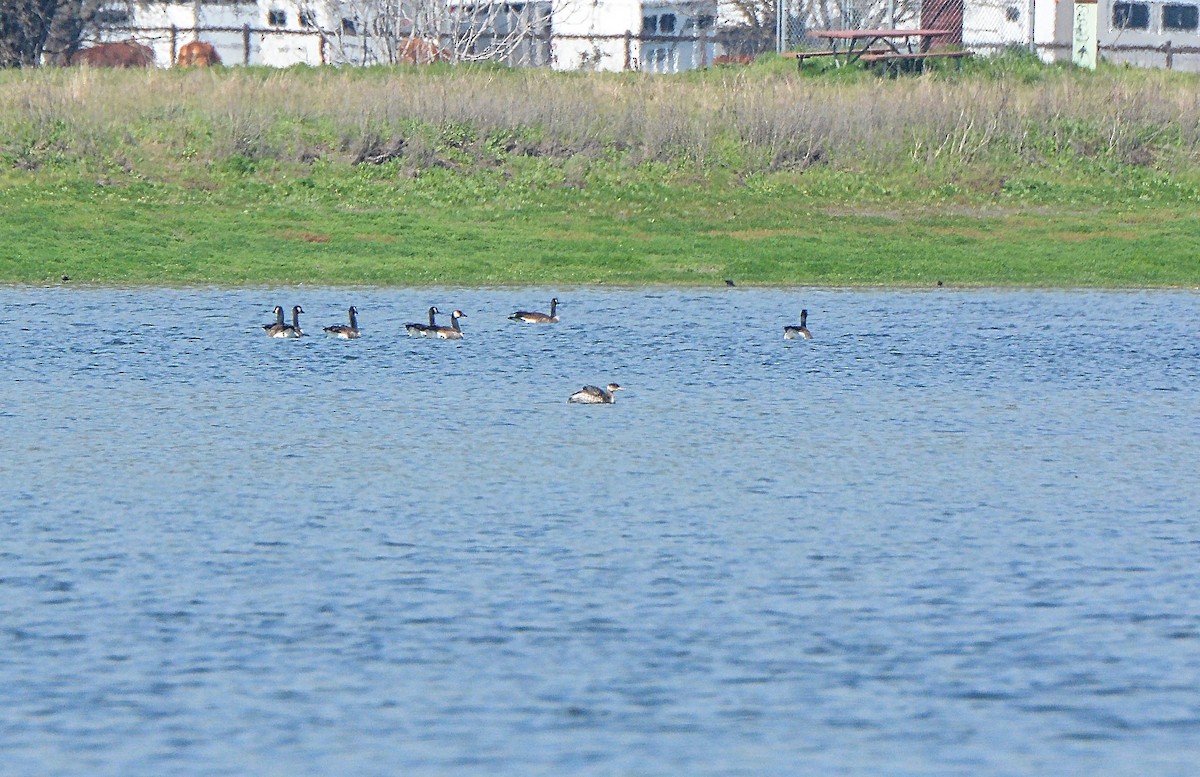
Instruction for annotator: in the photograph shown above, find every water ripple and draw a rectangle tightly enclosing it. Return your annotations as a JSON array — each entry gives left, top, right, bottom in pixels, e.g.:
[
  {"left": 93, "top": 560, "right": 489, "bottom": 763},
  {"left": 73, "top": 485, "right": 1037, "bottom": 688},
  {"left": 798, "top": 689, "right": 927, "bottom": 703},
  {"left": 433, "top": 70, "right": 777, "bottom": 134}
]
[{"left": 1, "top": 287, "right": 1199, "bottom": 776}]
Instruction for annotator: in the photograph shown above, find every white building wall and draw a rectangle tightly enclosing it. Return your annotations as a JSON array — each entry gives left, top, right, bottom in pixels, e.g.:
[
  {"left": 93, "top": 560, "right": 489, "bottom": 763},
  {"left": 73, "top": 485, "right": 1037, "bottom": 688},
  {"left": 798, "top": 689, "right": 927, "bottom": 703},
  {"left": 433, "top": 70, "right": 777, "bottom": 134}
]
[
  {"left": 962, "top": 0, "right": 1200, "bottom": 69},
  {"left": 963, "top": 0, "right": 1033, "bottom": 49},
  {"left": 103, "top": 1, "right": 337, "bottom": 67},
  {"left": 112, "top": 0, "right": 713, "bottom": 71},
  {"left": 1032, "top": 0, "right": 1071, "bottom": 59},
  {"left": 549, "top": 0, "right": 715, "bottom": 71},
  {"left": 639, "top": 3, "right": 715, "bottom": 71},
  {"left": 962, "top": 0, "right": 1069, "bottom": 56},
  {"left": 1098, "top": 0, "right": 1200, "bottom": 68},
  {"left": 551, "top": 0, "right": 644, "bottom": 70},
  {"left": 963, "top": 0, "right": 1072, "bottom": 61}
]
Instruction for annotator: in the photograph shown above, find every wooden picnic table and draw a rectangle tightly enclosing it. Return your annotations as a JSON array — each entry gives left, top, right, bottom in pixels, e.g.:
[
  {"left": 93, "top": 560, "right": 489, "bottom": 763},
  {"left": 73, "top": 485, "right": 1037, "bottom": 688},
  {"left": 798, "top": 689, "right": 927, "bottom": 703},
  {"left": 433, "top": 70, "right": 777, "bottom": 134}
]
[
  {"left": 860, "top": 48, "right": 973, "bottom": 75},
  {"left": 806, "top": 28, "right": 952, "bottom": 67}
]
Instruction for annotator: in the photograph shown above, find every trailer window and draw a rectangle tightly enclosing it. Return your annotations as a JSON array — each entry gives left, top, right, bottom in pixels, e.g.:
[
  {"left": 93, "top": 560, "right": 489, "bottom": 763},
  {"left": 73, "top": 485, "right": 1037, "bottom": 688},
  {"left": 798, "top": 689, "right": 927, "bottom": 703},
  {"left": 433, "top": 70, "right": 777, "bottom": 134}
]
[
  {"left": 1113, "top": 2, "right": 1150, "bottom": 29},
  {"left": 1163, "top": 4, "right": 1199, "bottom": 30}
]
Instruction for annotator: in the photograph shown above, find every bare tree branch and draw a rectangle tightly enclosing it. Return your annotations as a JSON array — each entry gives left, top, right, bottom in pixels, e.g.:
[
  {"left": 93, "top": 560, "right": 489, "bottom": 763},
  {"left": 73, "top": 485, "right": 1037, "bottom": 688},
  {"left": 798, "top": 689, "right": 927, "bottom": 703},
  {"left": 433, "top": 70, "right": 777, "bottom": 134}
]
[
  {"left": 718, "top": 0, "right": 922, "bottom": 55},
  {"left": 1, "top": 0, "right": 113, "bottom": 66},
  {"left": 315, "top": 0, "right": 550, "bottom": 66}
]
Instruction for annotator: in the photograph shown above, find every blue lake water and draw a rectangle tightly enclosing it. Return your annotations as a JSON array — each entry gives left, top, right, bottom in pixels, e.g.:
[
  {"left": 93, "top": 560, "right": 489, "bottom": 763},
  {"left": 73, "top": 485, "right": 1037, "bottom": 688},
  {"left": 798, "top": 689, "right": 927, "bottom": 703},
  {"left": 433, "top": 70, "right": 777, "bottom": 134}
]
[{"left": 1, "top": 286, "right": 1199, "bottom": 776}]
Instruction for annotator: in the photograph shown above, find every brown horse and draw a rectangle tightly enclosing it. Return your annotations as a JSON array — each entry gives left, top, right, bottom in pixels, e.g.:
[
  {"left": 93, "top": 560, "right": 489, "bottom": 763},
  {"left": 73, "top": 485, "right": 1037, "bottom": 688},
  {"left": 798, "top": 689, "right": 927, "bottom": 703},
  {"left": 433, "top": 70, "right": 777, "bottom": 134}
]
[
  {"left": 176, "top": 41, "right": 221, "bottom": 67},
  {"left": 70, "top": 41, "right": 155, "bottom": 68},
  {"left": 397, "top": 38, "right": 449, "bottom": 64}
]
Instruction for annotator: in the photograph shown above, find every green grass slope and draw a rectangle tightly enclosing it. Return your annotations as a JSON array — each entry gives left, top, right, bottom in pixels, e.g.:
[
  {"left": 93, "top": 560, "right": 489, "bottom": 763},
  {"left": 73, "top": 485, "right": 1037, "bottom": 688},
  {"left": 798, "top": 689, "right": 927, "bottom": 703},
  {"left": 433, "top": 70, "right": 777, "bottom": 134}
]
[{"left": 2, "top": 56, "right": 1199, "bottom": 287}]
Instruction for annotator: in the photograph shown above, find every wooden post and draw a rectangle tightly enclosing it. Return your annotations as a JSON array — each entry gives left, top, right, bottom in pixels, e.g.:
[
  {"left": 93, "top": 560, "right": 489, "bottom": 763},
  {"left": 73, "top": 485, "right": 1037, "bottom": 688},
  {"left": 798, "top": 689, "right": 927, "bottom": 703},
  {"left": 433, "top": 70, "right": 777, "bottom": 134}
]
[
  {"left": 169, "top": 26, "right": 177, "bottom": 66},
  {"left": 1165, "top": 40, "right": 1174, "bottom": 70},
  {"left": 243, "top": 24, "right": 251, "bottom": 66},
  {"left": 624, "top": 30, "right": 632, "bottom": 71}
]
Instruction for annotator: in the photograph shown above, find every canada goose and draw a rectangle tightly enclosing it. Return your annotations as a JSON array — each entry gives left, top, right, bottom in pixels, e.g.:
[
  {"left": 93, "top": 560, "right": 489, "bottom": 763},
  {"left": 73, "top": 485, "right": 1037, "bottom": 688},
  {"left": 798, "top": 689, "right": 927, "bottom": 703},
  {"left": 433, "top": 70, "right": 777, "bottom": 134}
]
[
  {"left": 568, "top": 383, "right": 622, "bottom": 404},
  {"left": 405, "top": 306, "right": 439, "bottom": 337},
  {"left": 265, "top": 305, "right": 302, "bottom": 338},
  {"left": 433, "top": 310, "right": 466, "bottom": 340},
  {"left": 784, "top": 309, "right": 812, "bottom": 340},
  {"left": 272, "top": 305, "right": 304, "bottom": 338},
  {"left": 263, "top": 305, "right": 286, "bottom": 336},
  {"left": 509, "top": 298, "right": 559, "bottom": 324},
  {"left": 323, "top": 306, "right": 360, "bottom": 339}
]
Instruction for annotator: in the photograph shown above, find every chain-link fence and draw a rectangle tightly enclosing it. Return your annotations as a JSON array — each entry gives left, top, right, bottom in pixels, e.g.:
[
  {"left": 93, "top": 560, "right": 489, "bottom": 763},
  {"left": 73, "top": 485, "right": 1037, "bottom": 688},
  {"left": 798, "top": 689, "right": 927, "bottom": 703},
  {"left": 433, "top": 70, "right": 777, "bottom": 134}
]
[
  {"left": 775, "top": 0, "right": 1031, "bottom": 53},
  {"left": 92, "top": 25, "right": 331, "bottom": 68},
  {"left": 93, "top": 24, "right": 718, "bottom": 72},
  {"left": 89, "top": 1, "right": 1200, "bottom": 73},
  {"left": 776, "top": 0, "right": 1200, "bottom": 70}
]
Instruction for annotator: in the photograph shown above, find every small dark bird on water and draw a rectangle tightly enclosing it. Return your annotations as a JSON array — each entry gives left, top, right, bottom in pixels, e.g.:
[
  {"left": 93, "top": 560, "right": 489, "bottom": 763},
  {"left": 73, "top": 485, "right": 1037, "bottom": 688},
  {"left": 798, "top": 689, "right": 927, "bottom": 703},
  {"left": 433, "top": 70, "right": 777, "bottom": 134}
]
[{"left": 725, "top": 279, "right": 736, "bottom": 287}]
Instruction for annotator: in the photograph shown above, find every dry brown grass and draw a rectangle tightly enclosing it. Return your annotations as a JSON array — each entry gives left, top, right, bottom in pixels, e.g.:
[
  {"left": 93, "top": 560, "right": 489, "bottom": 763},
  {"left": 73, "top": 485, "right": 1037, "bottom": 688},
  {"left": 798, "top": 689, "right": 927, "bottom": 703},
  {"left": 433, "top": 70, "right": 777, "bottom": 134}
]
[{"left": 3, "top": 64, "right": 1200, "bottom": 176}]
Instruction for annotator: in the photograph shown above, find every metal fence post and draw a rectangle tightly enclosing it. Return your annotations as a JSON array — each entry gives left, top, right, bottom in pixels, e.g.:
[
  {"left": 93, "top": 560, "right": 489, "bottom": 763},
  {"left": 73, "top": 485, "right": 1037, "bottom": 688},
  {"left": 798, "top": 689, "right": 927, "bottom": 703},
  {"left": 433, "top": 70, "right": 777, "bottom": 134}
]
[
  {"left": 1028, "top": 0, "right": 1036, "bottom": 53},
  {"left": 776, "top": 0, "right": 784, "bottom": 53}
]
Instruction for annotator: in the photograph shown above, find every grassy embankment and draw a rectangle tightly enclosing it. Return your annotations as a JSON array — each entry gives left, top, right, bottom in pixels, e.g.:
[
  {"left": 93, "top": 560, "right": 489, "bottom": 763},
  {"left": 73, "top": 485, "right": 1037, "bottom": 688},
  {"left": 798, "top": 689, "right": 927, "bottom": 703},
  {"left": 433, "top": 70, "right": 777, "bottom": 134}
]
[{"left": 2, "top": 53, "right": 1200, "bottom": 287}]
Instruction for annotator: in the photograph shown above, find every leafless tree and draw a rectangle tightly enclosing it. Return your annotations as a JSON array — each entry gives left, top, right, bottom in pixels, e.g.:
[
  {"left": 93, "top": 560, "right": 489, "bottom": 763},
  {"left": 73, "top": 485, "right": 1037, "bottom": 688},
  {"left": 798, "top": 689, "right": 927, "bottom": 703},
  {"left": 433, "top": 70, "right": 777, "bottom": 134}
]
[
  {"left": 1, "top": 0, "right": 114, "bottom": 66},
  {"left": 718, "top": 0, "right": 921, "bottom": 56},
  {"left": 718, "top": 0, "right": 777, "bottom": 56},
  {"left": 318, "top": 0, "right": 550, "bottom": 66},
  {"left": 801, "top": 0, "right": 921, "bottom": 31}
]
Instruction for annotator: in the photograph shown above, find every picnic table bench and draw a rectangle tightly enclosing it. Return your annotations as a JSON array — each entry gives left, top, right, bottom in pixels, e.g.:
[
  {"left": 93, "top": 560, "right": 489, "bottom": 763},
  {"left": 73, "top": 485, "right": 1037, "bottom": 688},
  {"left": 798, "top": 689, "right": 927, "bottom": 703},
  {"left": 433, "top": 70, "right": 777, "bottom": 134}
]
[
  {"left": 801, "top": 28, "right": 954, "bottom": 68},
  {"left": 780, "top": 49, "right": 891, "bottom": 69},
  {"left": 860, "top": 49, "right": 973, "bottom": 75}
]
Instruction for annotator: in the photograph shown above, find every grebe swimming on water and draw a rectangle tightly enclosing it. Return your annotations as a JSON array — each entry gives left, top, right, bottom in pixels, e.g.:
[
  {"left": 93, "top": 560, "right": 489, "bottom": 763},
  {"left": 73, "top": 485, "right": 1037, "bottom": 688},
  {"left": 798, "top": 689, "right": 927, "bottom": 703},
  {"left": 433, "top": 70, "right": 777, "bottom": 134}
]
[{"left": 568, "top": 383, "right": 622, "bottom": 404}]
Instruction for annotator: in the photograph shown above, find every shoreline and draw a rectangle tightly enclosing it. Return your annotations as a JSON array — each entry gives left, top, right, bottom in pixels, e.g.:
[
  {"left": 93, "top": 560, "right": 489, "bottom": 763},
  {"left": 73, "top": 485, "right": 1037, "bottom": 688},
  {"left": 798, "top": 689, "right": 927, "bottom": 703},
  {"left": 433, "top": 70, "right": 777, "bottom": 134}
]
[{"left": 8, "top": 280, "right": 1199, "bottom": 291}]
